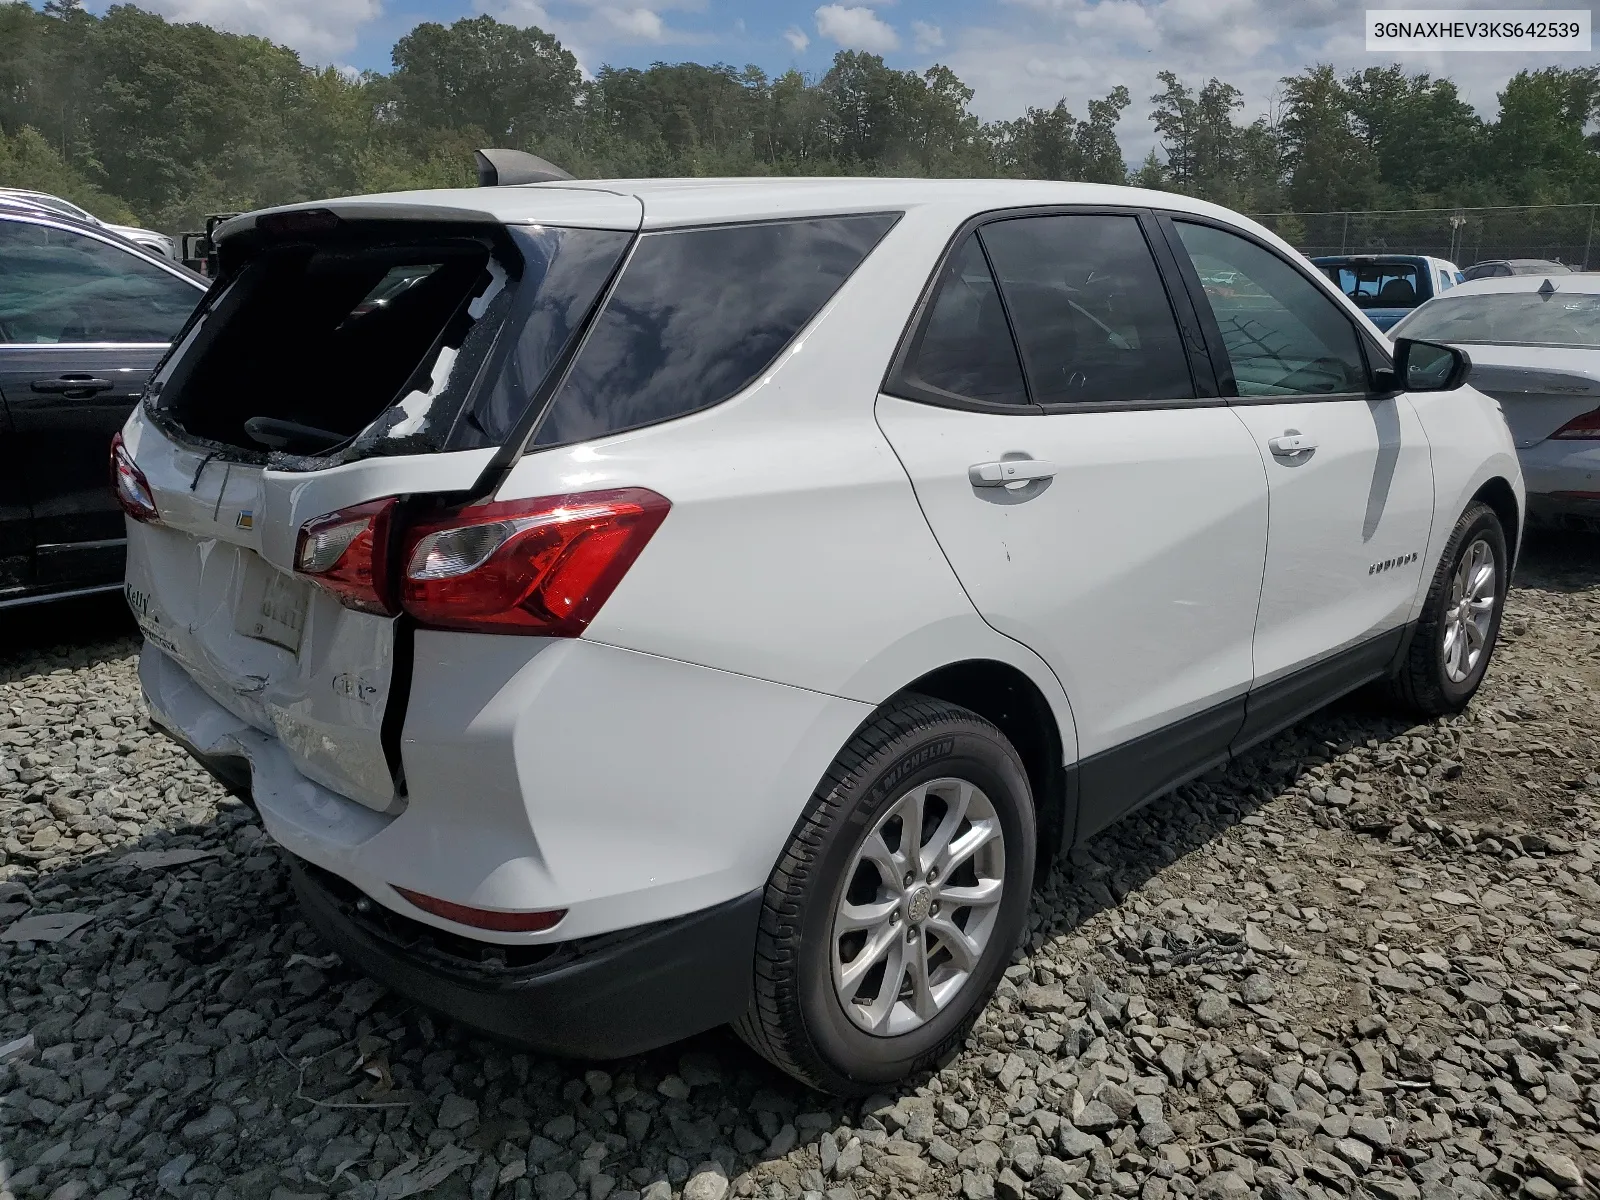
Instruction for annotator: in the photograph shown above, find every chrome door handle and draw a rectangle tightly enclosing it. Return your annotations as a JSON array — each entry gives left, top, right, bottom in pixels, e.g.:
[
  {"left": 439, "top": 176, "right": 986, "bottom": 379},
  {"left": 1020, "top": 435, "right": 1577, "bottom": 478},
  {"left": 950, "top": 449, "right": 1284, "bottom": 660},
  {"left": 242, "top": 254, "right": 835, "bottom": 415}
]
[
  {"left": 969, "top": 459, "right": 1058, "bottom": 488},
  {"left": 1268, "top": 433, "right": 1317, "bottom": 456}
]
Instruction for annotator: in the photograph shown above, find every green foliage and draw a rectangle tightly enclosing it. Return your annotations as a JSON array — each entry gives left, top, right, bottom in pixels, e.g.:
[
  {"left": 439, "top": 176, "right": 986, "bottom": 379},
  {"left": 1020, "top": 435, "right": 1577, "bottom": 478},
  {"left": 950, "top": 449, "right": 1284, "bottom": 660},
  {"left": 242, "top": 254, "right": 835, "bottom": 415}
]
[
  {"left": 0, "top": 124, "right": 136, "bottom": 222},
  {"left": 0, "top": 1, "right": 1595, "bottom": 236}
]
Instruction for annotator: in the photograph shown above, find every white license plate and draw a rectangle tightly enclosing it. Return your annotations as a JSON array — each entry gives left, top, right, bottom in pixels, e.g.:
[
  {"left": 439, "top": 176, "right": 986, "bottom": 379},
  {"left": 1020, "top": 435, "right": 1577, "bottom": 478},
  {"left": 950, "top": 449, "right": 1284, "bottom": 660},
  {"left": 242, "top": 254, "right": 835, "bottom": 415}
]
[{"left": 233, "top": 555, "right": 310, "bottom": 655}]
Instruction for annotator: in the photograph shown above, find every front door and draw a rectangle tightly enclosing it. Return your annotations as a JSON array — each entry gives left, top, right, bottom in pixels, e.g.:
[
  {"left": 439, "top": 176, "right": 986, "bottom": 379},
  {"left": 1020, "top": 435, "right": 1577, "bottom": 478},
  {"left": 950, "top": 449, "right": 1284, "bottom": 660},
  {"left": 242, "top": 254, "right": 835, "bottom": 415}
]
[
  {"left": 1164, "top": 217, "right": 1436, "bottom": 745},
  {"left": 0, "top": 215, "right": 202, "bottom": 590},
  {"left": 876, "top": 210, "right": 1270, "bottom": 841}
]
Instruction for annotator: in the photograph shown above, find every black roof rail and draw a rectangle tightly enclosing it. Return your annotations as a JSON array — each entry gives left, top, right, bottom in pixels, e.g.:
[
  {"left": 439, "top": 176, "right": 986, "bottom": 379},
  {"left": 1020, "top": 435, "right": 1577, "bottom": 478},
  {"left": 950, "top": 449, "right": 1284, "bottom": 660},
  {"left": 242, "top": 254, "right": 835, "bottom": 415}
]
[{"left": 474, "top": 149, "right": 573, "bottom": 187}]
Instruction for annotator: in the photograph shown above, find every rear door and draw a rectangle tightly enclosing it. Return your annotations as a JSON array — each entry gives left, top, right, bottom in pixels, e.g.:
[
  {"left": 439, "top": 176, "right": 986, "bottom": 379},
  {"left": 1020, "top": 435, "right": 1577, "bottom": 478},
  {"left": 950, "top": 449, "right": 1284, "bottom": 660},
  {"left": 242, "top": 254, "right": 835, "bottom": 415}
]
[
  {"left": 0, "top": 392, "right": 26, "bottom": 592},
  {"left": 123, "top": 208, "right": 639, "bottom": 813},
  {"left": 0, "top": 215, "right": 203, "bottom": 589},
  {"left": 1162, "top": 216, "right": 1436, "bottom": 746},
  {"left": 876, "top": 209, "right": 1269, "bottom": 840}
]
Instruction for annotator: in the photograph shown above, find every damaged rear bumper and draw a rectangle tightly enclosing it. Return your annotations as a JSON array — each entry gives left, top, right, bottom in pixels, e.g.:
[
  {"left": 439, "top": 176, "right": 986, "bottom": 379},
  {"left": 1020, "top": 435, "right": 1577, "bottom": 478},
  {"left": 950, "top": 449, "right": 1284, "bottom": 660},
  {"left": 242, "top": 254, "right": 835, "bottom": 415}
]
[{"left": 291, "top": 860, "right": 760, "bottom": 1058}]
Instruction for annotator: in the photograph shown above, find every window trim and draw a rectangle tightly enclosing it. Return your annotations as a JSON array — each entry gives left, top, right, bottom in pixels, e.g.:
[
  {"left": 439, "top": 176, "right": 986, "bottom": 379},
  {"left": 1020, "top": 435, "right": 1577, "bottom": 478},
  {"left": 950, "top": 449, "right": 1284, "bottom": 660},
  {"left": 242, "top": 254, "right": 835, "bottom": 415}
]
[
  {"left": 1154, "top": 212, "right": 1397, "bottom": 407},
  {"left": 882, "top": 205, "right": 1228, "bottom": 417},
  {"left": 519, "top": 210, "right": 904, "bottom": 455},
  {"left": 0, "top": 212, "right": 207, "bottom": 350}
]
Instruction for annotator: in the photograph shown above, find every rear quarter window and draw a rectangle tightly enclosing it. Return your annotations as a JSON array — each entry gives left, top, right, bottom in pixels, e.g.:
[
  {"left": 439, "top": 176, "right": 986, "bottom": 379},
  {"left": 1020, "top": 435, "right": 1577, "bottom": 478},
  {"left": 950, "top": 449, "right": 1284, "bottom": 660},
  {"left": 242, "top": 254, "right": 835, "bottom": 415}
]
[{"left": 529, "top": 213, "right": 899, "bottom": 450}]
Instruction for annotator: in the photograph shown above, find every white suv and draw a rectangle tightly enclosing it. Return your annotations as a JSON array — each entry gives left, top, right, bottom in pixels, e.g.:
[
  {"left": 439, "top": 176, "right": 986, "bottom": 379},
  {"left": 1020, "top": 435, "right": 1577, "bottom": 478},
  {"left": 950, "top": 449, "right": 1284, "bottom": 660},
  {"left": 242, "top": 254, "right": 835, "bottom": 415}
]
[{"left": 117, "top": 179, "right": 1522, "bottom": 1093}]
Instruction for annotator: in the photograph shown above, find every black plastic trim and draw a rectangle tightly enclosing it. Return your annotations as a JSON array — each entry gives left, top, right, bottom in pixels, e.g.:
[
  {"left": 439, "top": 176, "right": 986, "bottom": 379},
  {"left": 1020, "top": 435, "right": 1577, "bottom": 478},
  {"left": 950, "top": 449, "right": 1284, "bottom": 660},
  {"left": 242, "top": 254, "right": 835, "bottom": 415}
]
[
  {"left": 1063, "top": 624, "right": 1413, "bottom": 846},
  {"left": 1073, "top": 695, "right": 1246, "bottom": 843},
  {"left": 292, "top": 860, "right": 761, "bottom": 1058},
  {"left": 1233, "top": 627, "right": 1405, "bottom": 755}
]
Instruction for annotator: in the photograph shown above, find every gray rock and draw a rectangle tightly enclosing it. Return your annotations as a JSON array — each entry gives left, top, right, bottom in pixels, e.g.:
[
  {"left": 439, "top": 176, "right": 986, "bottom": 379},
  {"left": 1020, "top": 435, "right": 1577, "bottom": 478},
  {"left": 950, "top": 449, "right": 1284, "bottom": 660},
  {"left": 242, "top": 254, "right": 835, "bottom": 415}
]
[
  {"left": 683, "top": 1165, "right": 728, "bottom": 1200},
  {"left": 1240, "top": 973, "right": 1276, "bottom": 1004},
  {"left": 438, "top": 1093, "right": 478, "bottom": 1130},
  {"left": 960, "top": 1143, "right": 1004, "bottom": 1172},
  {"left": 1055, "top": 1124, "right": 1101, "bottom": 1159},
  {"left": 963, "top": 1170, "right": 997, "bottom": 1200},
  {"left": 1197, "top": 1172, "right": 1249, "bottom": 1199},
  {"left": 1527, "top": 1151, "right": 1584, "bottom": 1189},
  {"left": 1073, "top": 1101, "right": 1118, "bottom": 1133},
  {"left": 538, "top": 1172, "right": 579, "bottom": 1200},
  {"left": 180, "top": 1106, "right": 235, "bottom": 1144},
  {"left": 996, "top": 1168, "right": 1028, "bottom": 1200},
  {"left": 1137, "top": 1119, "right": 1175, "bottom": 1148},
  {"left": 1332, "top": 1138, "right": 1373, "bottom": 1172},
  {"left": 1196, "top": 993, "right": 1232, "bottom": 1028},
  {"left": 1348, "top": 1115, "right": 1390, "bottom": 1149},
  {"left": 834, "top": 1138, "right": 863, "bottom": 1177},
  {"left": 156, "top": 1154, "right": 195, "bottom": 1196}
]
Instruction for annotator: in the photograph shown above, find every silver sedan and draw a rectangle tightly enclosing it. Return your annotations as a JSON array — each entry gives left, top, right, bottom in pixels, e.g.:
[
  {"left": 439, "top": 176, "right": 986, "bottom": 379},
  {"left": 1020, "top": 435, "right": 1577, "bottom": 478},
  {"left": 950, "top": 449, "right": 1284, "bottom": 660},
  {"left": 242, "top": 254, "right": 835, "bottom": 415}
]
[{"left": 1393, "top": 272, "right": 1600, "bottom": 530}]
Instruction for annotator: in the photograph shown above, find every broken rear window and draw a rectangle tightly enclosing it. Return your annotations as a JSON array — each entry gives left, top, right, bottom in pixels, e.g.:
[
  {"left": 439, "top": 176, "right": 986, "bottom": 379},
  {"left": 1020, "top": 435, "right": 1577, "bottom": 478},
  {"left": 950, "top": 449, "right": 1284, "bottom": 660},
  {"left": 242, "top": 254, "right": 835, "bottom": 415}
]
[{"left": 148, "top": 222, "right": 632, "bottom": 464}]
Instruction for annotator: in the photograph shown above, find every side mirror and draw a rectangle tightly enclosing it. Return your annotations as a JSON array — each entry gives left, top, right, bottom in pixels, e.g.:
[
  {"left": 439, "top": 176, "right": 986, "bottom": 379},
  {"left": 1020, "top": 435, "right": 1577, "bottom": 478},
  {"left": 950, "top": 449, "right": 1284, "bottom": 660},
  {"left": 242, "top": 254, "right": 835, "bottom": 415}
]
[{"left": 1393, "top": 337, "right": 1471, "bottom": 392}]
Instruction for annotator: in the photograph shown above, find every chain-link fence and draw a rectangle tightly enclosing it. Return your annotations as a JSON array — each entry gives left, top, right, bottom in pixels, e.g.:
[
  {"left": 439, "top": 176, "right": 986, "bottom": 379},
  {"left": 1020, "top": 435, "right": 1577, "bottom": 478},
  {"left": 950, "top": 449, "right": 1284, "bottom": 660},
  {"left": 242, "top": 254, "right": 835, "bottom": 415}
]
[{"left": 1248, "top": 204, "right": 1599, "bottom": 270}]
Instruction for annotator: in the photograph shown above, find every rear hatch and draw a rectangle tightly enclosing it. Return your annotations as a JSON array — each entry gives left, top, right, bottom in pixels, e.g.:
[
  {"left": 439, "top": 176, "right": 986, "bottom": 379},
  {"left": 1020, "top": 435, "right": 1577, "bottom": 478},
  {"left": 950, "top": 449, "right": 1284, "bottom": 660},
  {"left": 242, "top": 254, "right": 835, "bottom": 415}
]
[{"left": 122, "top": 194, "right": 640, "bottom": 811}]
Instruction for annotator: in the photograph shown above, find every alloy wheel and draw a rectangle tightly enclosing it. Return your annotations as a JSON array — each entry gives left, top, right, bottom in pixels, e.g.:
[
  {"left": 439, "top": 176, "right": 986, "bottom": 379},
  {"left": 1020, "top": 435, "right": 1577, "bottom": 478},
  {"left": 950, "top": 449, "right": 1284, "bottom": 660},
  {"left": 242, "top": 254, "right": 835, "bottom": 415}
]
[
  {"left": 832, "top": 776, "right": 1006, "bottom": 1036},
  {"left": 1442, "top": 536, "right": 1496, "bottom": 684}
]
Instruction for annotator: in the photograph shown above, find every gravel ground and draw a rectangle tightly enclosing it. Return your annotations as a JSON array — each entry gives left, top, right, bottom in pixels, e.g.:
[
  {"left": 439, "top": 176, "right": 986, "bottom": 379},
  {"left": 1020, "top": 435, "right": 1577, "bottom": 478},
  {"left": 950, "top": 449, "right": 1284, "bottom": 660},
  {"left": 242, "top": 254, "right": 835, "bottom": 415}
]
[{"left": 3, "top": 531, "right": 1600, "bottom": 1200}]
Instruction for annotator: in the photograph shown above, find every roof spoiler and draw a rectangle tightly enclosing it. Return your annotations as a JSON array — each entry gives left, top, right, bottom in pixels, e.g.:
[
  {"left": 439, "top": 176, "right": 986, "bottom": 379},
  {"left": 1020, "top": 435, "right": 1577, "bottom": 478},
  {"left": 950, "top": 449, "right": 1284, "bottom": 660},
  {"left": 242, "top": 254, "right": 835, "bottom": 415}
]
[{"left": 474, "top": 148, "right": 573, "bottom": 187}]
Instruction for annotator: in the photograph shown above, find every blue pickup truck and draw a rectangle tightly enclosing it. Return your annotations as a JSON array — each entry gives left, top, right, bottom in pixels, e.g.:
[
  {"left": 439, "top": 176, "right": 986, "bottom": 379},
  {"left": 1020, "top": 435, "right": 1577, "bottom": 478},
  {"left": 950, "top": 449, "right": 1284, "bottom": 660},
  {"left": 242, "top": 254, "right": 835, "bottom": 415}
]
[{"left": 1311, "top": 254, "right": 1465, "bottom": 332}]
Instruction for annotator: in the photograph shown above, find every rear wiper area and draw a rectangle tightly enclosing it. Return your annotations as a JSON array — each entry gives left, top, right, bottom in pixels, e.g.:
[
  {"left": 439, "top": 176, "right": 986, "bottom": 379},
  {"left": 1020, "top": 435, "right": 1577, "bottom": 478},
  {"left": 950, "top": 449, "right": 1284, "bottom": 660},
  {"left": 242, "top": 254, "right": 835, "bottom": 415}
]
[{"left": 243, "top": 415, "right": 346, "bottom": 453}]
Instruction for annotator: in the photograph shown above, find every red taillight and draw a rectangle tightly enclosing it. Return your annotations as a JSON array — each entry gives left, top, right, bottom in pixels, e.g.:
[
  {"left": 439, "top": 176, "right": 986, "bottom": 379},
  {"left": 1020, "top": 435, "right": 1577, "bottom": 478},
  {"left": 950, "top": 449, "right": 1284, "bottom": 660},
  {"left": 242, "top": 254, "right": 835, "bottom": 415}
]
[
  {"left": 399, "top": 488, "right": 670, "bottom": 636},
  {"left": 1552, "top": 407, "right": 1600, "bottom": 439},
  {"left": 293, "top": 498, "right": 397, "bottom": 615},
  {"left": 392, "top": 885, "right": 566, "bottom": 933},
  {"left": 110, "top": 433, "right": 159, "bottom": 523}
]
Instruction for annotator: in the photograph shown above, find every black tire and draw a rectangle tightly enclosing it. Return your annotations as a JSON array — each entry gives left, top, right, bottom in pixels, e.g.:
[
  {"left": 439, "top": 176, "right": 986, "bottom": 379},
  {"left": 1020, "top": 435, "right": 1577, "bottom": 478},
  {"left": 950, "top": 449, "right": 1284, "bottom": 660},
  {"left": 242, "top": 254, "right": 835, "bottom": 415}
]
[
  {"left": 1390, "top": 501, "right": 1508, "bottom": 717},
  {"left": 734, "top": 694, "right": 1036, "bottom": 1095}
]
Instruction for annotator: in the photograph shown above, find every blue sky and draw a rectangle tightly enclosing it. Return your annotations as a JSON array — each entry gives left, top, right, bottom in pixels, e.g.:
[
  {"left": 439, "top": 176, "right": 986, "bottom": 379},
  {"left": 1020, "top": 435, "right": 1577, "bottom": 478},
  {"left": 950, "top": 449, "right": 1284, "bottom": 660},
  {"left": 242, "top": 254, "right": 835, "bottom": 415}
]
[{"left": 90, "top": 0, "right": 1598, "bottom": 160}]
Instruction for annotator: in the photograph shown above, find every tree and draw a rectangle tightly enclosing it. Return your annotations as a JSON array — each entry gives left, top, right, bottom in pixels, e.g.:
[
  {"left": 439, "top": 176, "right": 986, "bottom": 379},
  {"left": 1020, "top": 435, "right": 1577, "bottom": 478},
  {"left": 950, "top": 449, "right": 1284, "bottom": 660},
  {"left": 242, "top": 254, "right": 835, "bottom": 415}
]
[
  {"left": 1487, "top": 67, "right": 1600, "bottom": 203},
  {"left": 991, "top": 87, "right": 1129, "bottom": 183},
  {"left": 1279, "top": 64, "right": 1372, "bottom": 212},
  {"left": 390, "top": 16, "right": 579, "bottom": 148},
  {"left": 3, "top": 4, "right": 1599, "bottom": 236},
  {"left": 1078, "top": 86, "right": 1131, "bottom": 184},
  {"left": 1344, "top": 65, "right": 1481, "bottom": 203},
  {"left": 1149, "top": 72, "right": 1254, "bottom": 200}
]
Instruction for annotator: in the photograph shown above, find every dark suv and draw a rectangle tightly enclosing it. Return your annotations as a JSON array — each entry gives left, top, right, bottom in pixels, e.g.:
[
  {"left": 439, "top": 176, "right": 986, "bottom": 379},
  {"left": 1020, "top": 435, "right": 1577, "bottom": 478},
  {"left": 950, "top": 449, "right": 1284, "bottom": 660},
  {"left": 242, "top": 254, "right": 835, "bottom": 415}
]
[{"left": 0, "top": 205, "right": 206, "bottom": 606}]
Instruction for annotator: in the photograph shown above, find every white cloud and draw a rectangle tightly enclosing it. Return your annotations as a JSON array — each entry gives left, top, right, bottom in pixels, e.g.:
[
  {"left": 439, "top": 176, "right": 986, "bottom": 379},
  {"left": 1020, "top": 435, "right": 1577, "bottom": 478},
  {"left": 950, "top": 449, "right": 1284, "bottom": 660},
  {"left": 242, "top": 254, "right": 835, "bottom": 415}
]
[
  {"left": 600, "top": 6, "right": 664, "bottom": 39},
  {"left": 815, "top": 4, "right": 900, "bottom": 52},
  {"left": 943, "top": 0, "right": 1565, "bottom": 164},
  {"left": 911, "top": 19, "right": 944, "bottom": 51},
  {"left": 784, "top": 24, "right": 811, "bottom": 52},
  {"left": 138, "top": 0, "right": 380, "bottom": 58},
  {"left": 1071, "top": 0, "right": 1156, "bottom": 44},
  {"left": 489, "top": 0, "right": 553, "bottom": 23}
]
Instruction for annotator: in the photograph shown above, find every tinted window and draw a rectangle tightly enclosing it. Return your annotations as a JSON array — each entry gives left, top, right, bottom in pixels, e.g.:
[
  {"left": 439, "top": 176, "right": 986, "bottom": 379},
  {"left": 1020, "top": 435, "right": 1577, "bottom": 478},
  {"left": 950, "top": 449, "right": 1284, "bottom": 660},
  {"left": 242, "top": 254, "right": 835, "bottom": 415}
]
[
  {"left": 459, "top": 225, "right": 633, "bottom": 447},
  {"left": 895, "top": 233, "right": 1028, "bottom": 407},
  {"left": 532, "top": 214, "right": 898, "bottom": 449},
  {"left": 981, "top": 214, "right": 1192, "bottom": 405},
  {"left": 1177, "top": 222, "right": 1368, "bottom": 397},
  {"left": 0, "top": 219, "right": 199, "bottom": 344}
]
